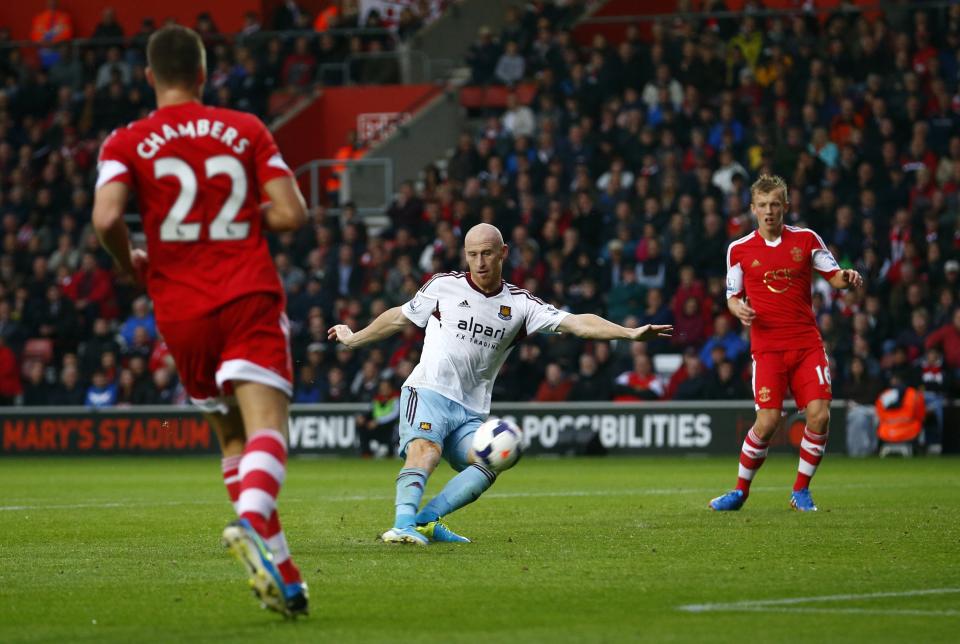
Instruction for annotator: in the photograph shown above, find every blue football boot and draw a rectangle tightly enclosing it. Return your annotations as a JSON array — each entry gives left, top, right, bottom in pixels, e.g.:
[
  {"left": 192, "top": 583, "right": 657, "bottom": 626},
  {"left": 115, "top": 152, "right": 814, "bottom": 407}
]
[
  {"left": 709, "top": 489, "right": 746, "bottom": 511},
  {"left": 221, "top": 518, "right": 291, "bottom": 616},
  {"left": 282, "top": 581, "right": 309, "bottom": 617},
  {"left": 790, "top": 488, "right": 818, "bottom": 512},
  {"left": 416, "top": 520, "right": 471, "bottom": 543}
]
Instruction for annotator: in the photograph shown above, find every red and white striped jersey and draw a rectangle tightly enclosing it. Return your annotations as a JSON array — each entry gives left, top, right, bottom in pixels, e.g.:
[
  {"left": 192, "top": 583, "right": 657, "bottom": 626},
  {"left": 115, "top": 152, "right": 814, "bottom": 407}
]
[
  {"left": 725, "top": 225, "right": 840, "bottom": 352},
  {"left": 97, "top": 102, "right": 293, "bottom": 323}
]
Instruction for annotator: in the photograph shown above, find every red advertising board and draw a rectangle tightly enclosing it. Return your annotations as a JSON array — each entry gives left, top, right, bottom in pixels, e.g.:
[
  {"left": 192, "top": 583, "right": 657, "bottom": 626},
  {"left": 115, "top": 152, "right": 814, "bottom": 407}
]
[
  {"left": 2, "top": 412, "right": 215, "bottom": 454},
  {"left": 273, "top": 84, "right": 441, "bottom": 172}
]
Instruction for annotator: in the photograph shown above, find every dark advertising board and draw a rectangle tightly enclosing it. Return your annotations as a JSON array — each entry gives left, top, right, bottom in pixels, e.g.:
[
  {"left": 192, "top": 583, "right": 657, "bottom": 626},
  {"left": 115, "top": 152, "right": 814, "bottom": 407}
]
[{"left": 0, "top": 401, "right": 849, "bottom": 457}]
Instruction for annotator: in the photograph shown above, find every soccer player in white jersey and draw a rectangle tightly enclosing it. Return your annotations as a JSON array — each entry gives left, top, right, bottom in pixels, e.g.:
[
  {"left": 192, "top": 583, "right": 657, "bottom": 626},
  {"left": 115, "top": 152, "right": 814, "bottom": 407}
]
[{"left": 328, "top": 224, "right": 672, "bottom": 544}]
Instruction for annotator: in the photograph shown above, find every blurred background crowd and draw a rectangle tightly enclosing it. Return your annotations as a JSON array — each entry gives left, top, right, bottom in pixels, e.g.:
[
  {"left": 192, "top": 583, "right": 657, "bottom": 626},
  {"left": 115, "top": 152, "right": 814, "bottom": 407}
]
[{"left": 0, "top": 0, "right": 957, "bottom": 449}]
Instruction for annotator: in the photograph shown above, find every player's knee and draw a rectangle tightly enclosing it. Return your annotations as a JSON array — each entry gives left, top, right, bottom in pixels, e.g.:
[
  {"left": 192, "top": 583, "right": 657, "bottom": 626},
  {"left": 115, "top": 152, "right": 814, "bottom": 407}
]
[
  {"left": 807, "top": 407, "right": 830, "bottom": 431},
  {"left": 404, "top": 439, "right": 441, "bottom": 471},
  {"left": 753, "top": 414, "right": 780, "bottom": 439}
]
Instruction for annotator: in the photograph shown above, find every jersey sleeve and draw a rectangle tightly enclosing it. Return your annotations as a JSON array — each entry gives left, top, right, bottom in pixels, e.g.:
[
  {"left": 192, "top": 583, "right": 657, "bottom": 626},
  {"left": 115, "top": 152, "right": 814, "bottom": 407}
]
[
  {"left": 725, "top": 242, "right": 744, "bottom": 298},
  {"left": 95, "top": 130, "right": 133, "bottom": 189},
  {"left": 401, "top": 276, "right": 441, "bottom": 327},
  {"left": 252, "top": 119, "right": 294, "bottom": 185},
  {"left": 525, "top": 298, "right": 570, "bottom": 335},
  {"left": 809, "top": 230, "right": 840, "bottom": 279}
]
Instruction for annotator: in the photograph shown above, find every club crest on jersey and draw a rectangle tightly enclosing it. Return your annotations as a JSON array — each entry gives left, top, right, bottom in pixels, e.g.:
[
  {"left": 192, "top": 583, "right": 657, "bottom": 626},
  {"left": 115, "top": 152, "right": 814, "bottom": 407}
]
[
  {"left": 498, "top": 305, "right": 512, "bottom": 320},
  {"left": 419, "top": 421, "right": 432, "bottom": 432},
  {"left": 758, "top": 387, "right": 772, "bottom": 403},
  {"left": 791, "top": 246, "right": 803, "bottom": 263}
]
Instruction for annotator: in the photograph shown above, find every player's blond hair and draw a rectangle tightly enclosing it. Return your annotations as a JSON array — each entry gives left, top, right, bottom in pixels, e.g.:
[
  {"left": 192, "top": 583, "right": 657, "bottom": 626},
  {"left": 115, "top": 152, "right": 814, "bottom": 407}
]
[{"left": 750, "top": 174, "right": 790, "bottom": 205}]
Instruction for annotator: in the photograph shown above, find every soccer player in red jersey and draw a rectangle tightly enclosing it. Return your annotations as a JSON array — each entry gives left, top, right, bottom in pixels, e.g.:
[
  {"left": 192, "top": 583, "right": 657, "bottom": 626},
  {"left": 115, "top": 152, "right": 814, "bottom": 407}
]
[
  {"left": 91, "top": 26, "right": 309, "bottom": 616},
  {"left": 709, "top": 174, "right": 863, "bottom": 512}
]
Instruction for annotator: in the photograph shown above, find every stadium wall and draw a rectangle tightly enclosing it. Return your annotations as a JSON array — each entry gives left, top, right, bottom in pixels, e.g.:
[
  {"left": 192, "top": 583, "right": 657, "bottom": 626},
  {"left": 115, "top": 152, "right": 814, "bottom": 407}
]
[
  {"left": 0, "top": 401, "right": 859, "bottom": 456},
  {"left": 272, "top": 84, "right": 442, "bottom": 189},
  {"left": 0, "top": 1, "right": 260, "bottom": 41}
]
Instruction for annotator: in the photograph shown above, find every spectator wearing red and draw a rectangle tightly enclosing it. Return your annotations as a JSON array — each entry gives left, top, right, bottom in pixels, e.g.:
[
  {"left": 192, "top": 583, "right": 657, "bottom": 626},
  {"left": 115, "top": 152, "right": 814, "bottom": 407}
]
[
  {"left": 672, "top": 296, "right": 708, "bottom": 349},
  {"left": 911, "top": 27, "right": 938, "bottom": 78},
  {"left": 829, "top": 98, "right": 864, "bottom": 146},
  {"left": 314, "top": 1, "right": 341, "bottom": 32},
  {"left": 670, "top": 265, "right": 706, "bottom": 320},
  {"left": 282, "top": 36, "right": 317, "bottom": 88},
  {"left": 0, "top": 336, "right": 21, "bottom": 405},
  {"left": 908, "top": 166, "right": 937, "bottom": 213},
  {"left": 510, "top": 243, "right": 546, "bottom": 286},
  {"left": 534, "top": 363, "right": 573, "bottom": 402},
  {"left": 901, "top": 137, "right": 938, "bottom": 175},
  {"left": 925, "top": 308, "right": 960, "bottom": 373},
  {"left": 682, "top": 128, "right": 715, "bottom": 173},
  {"left": 149, "top": 336, "right": 174, "bottom": 374},
  {"left": 61, "top": 252, "right": 117, "bottom": 322},
  {"left": 665, "top": 347, "right": 698, "bottom": 400},
  {"left": 613, "top": 353, "right": 664, "bottom": 401}
]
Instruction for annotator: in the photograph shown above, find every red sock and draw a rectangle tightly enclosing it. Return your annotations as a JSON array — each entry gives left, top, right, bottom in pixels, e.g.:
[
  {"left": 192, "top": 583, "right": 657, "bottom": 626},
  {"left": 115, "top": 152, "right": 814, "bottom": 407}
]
[
  {"left": 735, "top": 428, "right": 769, "bottom": 497},
  {"left": 236, "top": 430, "right": 301, "bottom": 585},
  {"left": 221, "top": 455, "right": 241, "bottom": 511},
  {"left": 264, "top": 510, "right": 302, "bottom": 584},
  {"left": 794, "top": 427, "right": 828, "bottom": 491},
  {"left": 237, "top": 429, "right": 287, "bottom": 537}
]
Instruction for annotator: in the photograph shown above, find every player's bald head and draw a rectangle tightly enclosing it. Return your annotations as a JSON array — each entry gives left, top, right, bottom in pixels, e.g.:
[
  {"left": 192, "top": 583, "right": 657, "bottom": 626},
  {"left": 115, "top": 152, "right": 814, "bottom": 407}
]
[{"left": 464, "top": 223, "right": 504, "bottom": 248}]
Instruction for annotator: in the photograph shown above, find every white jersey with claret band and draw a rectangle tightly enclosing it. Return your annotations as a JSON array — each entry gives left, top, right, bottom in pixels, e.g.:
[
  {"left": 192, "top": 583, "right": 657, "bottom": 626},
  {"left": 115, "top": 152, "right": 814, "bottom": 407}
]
[{"left": 400, "top": 271, "right": 570, "bottom": 414}]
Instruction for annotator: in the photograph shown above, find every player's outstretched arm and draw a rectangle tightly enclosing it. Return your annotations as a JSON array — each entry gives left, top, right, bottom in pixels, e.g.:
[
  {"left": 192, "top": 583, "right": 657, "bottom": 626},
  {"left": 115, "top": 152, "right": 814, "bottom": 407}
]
[
  {"left": 92, "top": 181, "right": 145, "bottom": 283},
  {"left": 557, "top": 313, "right": 672, "bottom": 341},
  {"left": 262, "top": 176, "right": 307, "bottom": 232},
  {"left": 327, "top": 306, "right": 411, "bottom": 348},
  {"left": 827, "top": 268, "right": 864, "bottom": 290}
]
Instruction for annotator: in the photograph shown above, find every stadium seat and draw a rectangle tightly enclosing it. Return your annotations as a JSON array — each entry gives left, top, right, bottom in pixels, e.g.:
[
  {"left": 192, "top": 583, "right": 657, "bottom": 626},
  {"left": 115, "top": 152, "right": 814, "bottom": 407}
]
[
  {"left": 878, "top": 443, "right": 914, "bottom": 458},
  {"left": 459, "top": 83, "right": 537, "bottom": 109},
  {"left": 653, "top": 353, "right": 682, "bottom": 379}
]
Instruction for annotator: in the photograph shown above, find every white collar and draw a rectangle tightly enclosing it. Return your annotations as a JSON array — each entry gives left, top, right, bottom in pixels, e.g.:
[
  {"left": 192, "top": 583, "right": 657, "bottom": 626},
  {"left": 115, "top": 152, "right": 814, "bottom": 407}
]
[{"left": 758, "top": 231, "right": 783, "bottom": 247}]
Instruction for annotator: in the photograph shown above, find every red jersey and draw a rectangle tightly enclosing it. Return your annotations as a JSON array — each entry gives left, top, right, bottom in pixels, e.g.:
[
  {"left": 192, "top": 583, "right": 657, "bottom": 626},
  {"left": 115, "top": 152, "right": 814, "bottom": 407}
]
[
  {"left": 726, "top": 225, "right": 839, "bottom": 353},
  {"left": 96, "top": 102, "right": 293, "bottom": 323}
]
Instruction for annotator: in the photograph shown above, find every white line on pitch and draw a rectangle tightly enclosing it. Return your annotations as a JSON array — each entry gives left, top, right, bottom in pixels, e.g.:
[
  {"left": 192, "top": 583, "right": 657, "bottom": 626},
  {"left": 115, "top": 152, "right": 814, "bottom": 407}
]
[
  {"left": 678, "top": 588, "right": 960, "bottom": 614},
  {"left": 721, "top": 607, "right": 960, "bottom": 617},
  {"left": 0, "top": 486, "right": 724, "bottom": 511},
  {"left": 0, "top": 481, "right": 953, "bottom": 512}
]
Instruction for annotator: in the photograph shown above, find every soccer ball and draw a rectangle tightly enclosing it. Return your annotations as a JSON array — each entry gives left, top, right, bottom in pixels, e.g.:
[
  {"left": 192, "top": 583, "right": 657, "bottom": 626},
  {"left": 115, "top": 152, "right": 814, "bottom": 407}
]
[{"left": 471, "top": 417, "right": 522, "bottom": 472}]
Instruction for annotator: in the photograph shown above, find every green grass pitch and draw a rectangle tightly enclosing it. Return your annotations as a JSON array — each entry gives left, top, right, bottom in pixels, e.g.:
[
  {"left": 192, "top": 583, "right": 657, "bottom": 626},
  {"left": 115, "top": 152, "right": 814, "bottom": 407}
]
[{"left": 1, "top": 456, "right": 958, "bottom": 643}]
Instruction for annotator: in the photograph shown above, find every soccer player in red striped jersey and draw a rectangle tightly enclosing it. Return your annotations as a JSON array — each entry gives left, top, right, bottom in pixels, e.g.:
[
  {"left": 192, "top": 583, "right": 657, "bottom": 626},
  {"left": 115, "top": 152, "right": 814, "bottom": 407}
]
[
  {"left": 92, "top": 26, "right": 309, "bottom": 616},
  {"left": 709, "top": 175, "right": 863, "bottom": 512}
]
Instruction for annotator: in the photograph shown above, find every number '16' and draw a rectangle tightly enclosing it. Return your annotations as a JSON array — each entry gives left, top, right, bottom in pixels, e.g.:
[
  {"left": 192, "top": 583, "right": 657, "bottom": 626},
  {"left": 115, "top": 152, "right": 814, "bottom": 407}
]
[{"left": 815, "top": 364, "right": 832, "bottom": 386}]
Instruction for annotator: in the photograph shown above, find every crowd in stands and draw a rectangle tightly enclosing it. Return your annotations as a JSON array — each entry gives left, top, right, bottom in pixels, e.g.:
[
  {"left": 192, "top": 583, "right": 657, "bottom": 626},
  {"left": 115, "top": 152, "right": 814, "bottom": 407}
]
[
  {"left": 0, "top": 1, "right": 958, "bottom": 452},
  {"left": 0, "top": 1, "right": 436, "bottom": 408},
  {"left": 4, "top": 0, "right": 431, "bottom": 124}
]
